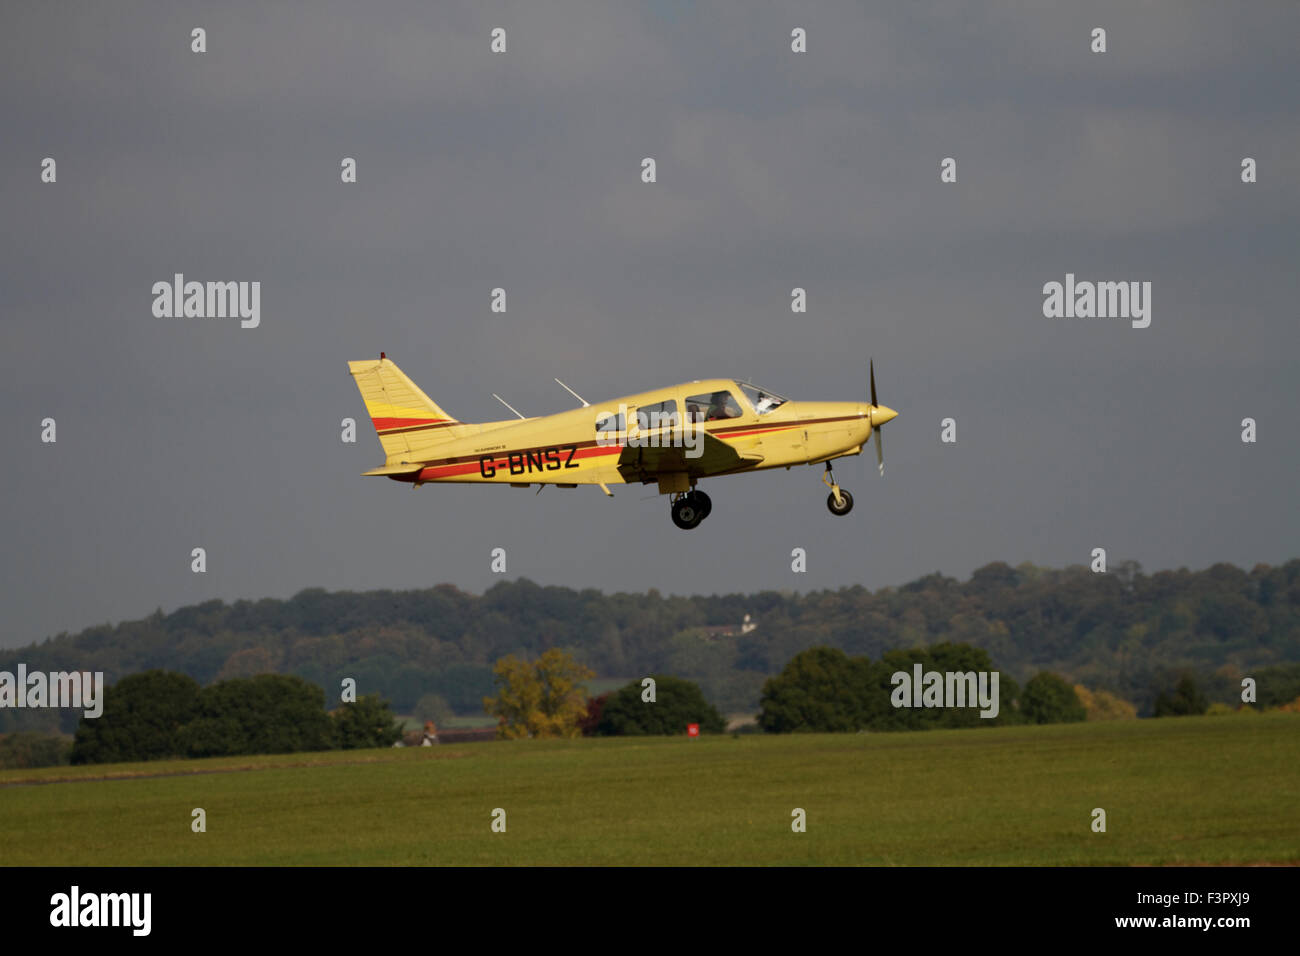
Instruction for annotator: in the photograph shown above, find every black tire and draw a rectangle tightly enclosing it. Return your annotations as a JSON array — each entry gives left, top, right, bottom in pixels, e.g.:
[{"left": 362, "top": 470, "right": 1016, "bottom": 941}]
[
  {"left": 672, "top": 497, "right": 704, "bottom": 529},
  {"left": 690, "top": 490, "right": 712, "bottom": 519},
  {"left": 826, "top": 489, "right": 854, "bottom": 516}
]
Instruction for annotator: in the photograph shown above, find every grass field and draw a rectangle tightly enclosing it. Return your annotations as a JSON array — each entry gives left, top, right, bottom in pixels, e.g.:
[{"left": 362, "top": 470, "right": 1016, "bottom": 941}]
[{"left": 1, "top": 715, "right": 1296, "bottom": 865}]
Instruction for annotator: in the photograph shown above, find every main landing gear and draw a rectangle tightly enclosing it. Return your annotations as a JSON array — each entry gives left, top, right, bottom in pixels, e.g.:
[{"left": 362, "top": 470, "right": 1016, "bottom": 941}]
[
  {"left": 822, "top": 462, "right": 854, "bottom": 516},
  {"left": 667, "top": 466, "right": 853, "bottom": 527},
  {"left": 670, "top": 489, "right": 712, "bottom": 530}
]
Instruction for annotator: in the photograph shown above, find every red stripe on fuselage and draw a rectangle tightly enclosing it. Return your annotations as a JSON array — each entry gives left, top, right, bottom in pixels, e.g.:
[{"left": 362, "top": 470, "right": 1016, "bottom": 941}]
[
  {"left": 418, "top": 443, "right": 622, "bottom": 480},
  {"left": 372, "top": 417, "right": 452, "bottom": 432},
  {"left": 709, "top": 423, "right": 801, "bottom": 439},
  {"left": 707, "top": 414, "right": 862, "bottom": 437}
]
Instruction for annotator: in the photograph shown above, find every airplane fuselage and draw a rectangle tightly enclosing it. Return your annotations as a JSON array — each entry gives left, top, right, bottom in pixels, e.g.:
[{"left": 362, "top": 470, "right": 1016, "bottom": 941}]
[
  {"left": 348, "top": 357, "right": 898, "bottom": 527},
  {"left": 384, "top": 380, "right": 876, "bottom": 489}
]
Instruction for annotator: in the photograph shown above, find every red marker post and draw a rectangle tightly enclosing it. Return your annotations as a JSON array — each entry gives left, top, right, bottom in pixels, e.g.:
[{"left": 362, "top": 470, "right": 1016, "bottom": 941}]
[{"left": 687, "top": 723, "right": 699, "bottom": 738}]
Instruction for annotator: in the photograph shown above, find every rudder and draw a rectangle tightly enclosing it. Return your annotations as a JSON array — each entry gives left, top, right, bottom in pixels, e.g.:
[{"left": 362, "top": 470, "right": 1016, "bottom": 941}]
[{"left": 348, "top": 355, "right": 462, "bottom": 462}]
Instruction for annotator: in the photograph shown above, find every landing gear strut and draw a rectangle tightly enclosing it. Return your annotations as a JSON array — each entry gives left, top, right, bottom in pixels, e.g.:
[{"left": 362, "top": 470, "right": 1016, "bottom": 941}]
[
  {"left": 822, "top": 462, "right": 854, "bottom": 516},
  {"left": 670, "top": 489, "right": 712, "bottom": 530}
]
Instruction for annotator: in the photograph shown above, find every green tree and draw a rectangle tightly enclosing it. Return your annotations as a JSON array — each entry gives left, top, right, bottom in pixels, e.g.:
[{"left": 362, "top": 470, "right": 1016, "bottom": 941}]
[
  {"left": 0, "top": 732, "right": 72, "bottom": 770},
  {"left": 180, "top": 674, "right": 334, "bottom": 756},
  {"left": 1020, "top": 672, "right": 1087, "bottom": 724},
  {"left": 483, "top": 648, "right": 595, "bottom": 738},
  {"left": 596, "top": 675, "right": 726, "bottom": 736},
  {"left": 868, "top": 643, "right": 1021, "bottom": 730},
  {"left": 758, "top": 647, "right": 878, "bottom": 733},
  {"left": 332, "top": 693, "right": 404, "bottom": 749},
  {"left": 1153, "top": 674, "right": 1208, "bottom": 717},
  {"left": 214, "top": 645, "right": 279, "bottom": 681},
  {"left": 1253, "top": 663, "right": 1300, "bottom": 708},
  {"left": 71, "top": 670, "right": 200, "bottom": 764}
]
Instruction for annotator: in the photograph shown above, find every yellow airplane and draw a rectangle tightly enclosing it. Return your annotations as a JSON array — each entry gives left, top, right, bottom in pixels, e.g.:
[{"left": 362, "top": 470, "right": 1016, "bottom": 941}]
[{"left": 348, "top": 354, "right": 898, "bottom": 529}]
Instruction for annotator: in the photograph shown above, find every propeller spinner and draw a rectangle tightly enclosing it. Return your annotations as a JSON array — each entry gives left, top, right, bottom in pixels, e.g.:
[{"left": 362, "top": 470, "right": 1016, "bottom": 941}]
[{"left": 868, "top": 359, "right": 898, "bottom": 476}]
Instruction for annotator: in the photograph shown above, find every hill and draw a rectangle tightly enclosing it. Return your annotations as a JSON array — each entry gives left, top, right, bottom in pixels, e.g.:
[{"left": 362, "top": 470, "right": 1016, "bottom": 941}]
[{"left": 3, "top": 559, "right": 1298, "bottom": 732}]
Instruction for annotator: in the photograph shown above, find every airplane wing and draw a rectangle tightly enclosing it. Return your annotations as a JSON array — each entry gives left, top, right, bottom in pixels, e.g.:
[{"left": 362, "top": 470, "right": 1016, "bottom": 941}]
[{"left": 616, "top": 430, "right": 763, "bottom": 484}]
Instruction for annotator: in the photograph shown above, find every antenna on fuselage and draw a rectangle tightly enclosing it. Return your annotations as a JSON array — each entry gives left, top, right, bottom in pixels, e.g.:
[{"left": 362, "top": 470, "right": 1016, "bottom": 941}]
[
  {"left": 553, "top": 378, "right": 590, "bottom": 407},
  {"left": 491, "top": 394, "right": 527, "bottom": 419}
]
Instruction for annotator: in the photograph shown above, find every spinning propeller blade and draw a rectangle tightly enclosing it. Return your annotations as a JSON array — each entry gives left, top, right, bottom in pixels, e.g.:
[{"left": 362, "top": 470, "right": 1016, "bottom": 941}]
[{"left": 867, "top": 358, "right": 896, "bottom": 477}]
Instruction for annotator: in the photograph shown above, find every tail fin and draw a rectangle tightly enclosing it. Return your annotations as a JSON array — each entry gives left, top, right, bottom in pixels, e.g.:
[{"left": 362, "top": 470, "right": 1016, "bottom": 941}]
[{"left": 348, "top": 355, "right": 464, "bottom": 462}]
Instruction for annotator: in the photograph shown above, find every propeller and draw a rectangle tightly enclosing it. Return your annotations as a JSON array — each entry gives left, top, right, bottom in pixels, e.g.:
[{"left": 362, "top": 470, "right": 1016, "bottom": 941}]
[{"left": 868, "top": 358, "right": 897, "bottom": 476}]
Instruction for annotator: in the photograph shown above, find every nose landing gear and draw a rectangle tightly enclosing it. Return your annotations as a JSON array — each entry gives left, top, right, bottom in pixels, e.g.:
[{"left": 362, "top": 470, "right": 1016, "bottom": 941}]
[{"left": 822, "top": 462, "right": 854, "bottom": 516}]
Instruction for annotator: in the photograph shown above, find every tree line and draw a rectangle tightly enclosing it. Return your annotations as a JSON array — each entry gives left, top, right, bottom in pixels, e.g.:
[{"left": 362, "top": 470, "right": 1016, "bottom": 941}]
[
  {"left": 68, "top": 671, "right": 402, "bottom": 764},
  {"left": 481, "top": 649, "right": 728, "bottom": 738},
  {"left": 3, "top": 559, "right": 1298, "bottom": 734},
  {"left": 8, "top": 645, "right": 1295, "bottom": 769}
]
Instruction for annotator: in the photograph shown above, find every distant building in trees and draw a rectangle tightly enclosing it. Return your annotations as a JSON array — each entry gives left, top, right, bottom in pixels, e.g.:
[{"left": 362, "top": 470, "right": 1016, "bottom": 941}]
[{"left": 701, "top": 613, "right": 758, "bottom": 640}]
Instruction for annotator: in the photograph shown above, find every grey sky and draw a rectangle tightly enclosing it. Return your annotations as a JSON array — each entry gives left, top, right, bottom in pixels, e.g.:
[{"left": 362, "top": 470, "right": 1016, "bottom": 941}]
[{"left": 2, "top": 2, "right": 1297, "bottom": 648}]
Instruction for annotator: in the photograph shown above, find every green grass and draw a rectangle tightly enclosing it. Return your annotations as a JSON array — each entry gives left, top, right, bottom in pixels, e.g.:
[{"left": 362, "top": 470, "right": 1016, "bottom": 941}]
[{"left": 1, "top": 715, "right": 1296, "bottom": 865}]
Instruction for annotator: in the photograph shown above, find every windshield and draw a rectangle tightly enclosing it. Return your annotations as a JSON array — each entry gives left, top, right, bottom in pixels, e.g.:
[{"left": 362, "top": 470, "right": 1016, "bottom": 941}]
[{"left": 737, "top": 382, "right": 787, "bottom": 415}]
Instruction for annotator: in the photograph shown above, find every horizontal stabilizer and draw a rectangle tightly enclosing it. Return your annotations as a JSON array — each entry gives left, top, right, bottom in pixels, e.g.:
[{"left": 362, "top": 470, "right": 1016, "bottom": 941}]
[{"left": 362, "top": 463, "right": 425, "bottom": 477}]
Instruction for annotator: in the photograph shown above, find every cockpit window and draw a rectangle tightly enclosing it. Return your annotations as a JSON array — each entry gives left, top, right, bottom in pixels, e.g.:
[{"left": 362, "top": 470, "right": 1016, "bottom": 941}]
[
  {"left": 737, "top": 382, "right": 787, "bottom": 415},
  {"left": 686, "top": 390, "right": 742, "bottom": 422},
  {"left": 595, "top": 410, "right": 625, "bottom": 434},
  {"left": 634, "top": 399, "right": 679, "bottom": 430}
]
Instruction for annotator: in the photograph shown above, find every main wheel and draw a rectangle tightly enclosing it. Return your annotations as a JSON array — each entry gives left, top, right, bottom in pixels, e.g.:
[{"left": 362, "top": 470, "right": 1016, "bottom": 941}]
[
  {"left": 672, "top": 496, "right": 705, "bottom": 529},
  {"left": 826, "top": 489, "right": 854, "bottom": 516},
  {"left": 689, "top": 489, "right": 712, "bottom": 519}
]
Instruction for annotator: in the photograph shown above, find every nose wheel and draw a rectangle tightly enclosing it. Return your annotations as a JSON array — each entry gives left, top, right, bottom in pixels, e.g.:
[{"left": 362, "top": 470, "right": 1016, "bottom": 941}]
[
  {"left": 822, "top": 463, "right": 854, "bottom": 516},
  {"left": 670, "top": 489, "right": 712, "bottom": 529}
]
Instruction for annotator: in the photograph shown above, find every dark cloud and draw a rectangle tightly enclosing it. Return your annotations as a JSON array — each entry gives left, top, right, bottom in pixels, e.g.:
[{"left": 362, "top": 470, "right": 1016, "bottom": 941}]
[{"left": 2, "top": 2, "right": 1297, "bottom": 646}]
